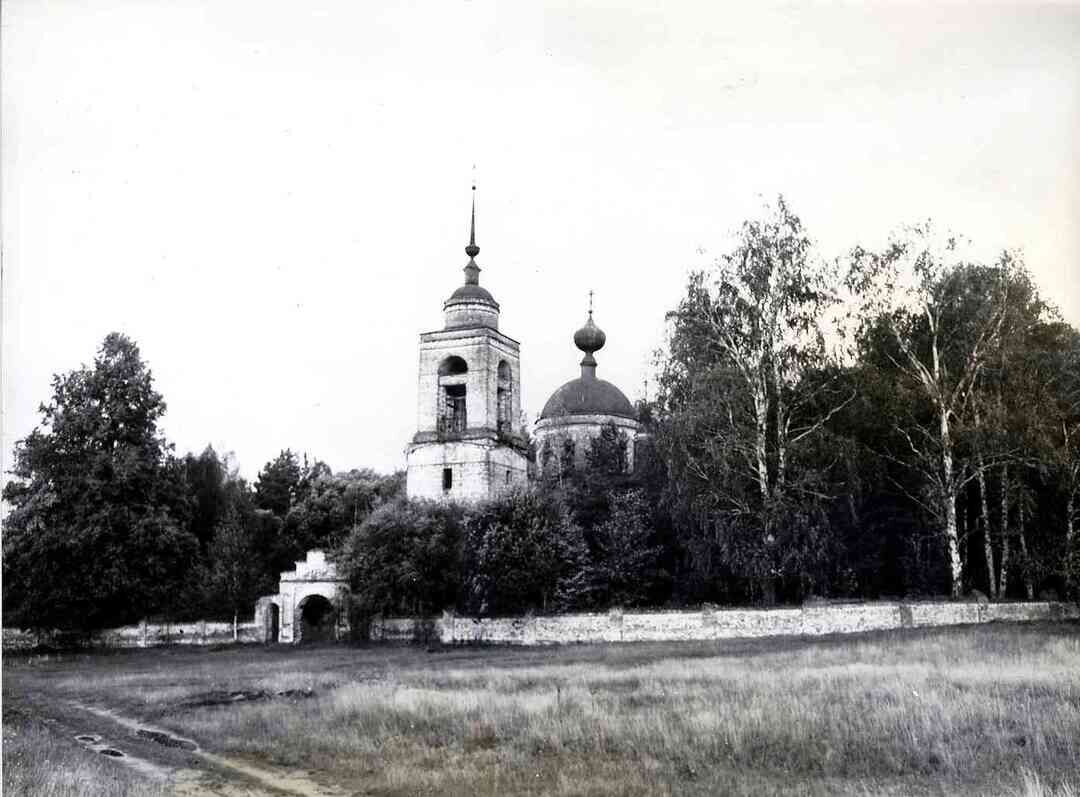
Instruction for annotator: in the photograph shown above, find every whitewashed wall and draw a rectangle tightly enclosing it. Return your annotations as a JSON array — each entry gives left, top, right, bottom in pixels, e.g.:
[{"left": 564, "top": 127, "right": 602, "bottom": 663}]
[
  {"left": 5, "top": 600, "right": 1075, "bottom": 650},
  {"left": 368, "top": 601, "right": 1079, "bottom": 645}
]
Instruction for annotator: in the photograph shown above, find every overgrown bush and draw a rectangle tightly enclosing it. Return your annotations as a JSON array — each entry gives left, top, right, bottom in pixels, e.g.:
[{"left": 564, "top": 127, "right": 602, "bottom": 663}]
[
  {"left": 338, "top": 497, "right": 465, "bottom": 617},
  {"left": 463, "top": 487, "right": 591, "bottom": 615}
]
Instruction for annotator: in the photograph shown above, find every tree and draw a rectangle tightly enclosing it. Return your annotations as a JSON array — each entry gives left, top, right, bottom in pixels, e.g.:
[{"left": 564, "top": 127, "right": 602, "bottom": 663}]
[
  {"left": 338, "top": 497, "right": 465, "bottom": 617},
  {"left": 183, "top": 445, "right": 228, "bottom": 550},
  {"left": 1011, "top": 320, "right": 1080, "bottom": 598},
  {"left": 463, "top": 487, "right": 591, "bottom": 615},
  {"left": 253, "top": 449, "right": 304, "bottom": 517},
  {"left": 204, "top": 504, "right": 262, "bottom": 639},
  {"left": 848, "top": 226, "right": 1014, "bottom": 597},
  {"left": 655, "top": 197, "right": 850, "bottom": 603},
  {"left": 2, "top": 333, "right": 198, "bottom": 632},
  {"left": 285, "top": 468, "right": 404, "bottom": 556},
  {"left": 556, "top": 422, "right": 637, "bottom": 538},
  {"left": 591, "top": 490, "right": 665, "bottom": 607}
]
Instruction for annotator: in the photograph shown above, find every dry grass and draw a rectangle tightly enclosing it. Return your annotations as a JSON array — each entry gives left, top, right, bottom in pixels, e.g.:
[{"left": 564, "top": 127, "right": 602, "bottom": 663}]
[
  {"left": 5, "top": 622, "right": 1080, "bottom": 795},
  {"left": 2, "top": 721, "right": 170, "bottom": 797},
  {"left": 1019, "top": 768, "right": 1080, "bottom": 797}
]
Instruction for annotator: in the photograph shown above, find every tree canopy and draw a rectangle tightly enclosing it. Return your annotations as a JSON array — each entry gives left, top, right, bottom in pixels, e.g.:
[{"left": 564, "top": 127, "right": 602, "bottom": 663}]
[{"left": 2, "top": 333, "right": 198, "bottom": 631}]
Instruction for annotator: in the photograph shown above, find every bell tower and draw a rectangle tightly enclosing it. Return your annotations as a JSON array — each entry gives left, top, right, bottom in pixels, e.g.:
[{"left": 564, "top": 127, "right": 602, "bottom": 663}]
[{"left": 405, "top": 188, "right": 531, "bottom": 501}]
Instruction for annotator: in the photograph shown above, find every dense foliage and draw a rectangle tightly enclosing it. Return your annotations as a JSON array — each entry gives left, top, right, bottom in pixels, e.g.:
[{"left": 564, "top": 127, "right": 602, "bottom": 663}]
[
  {"left": 4, "top": 200, "right": 1078, "bottom": 632},
  {"left": 1, "top": 337, "right": 404, "bottom": 631},
  {"left": 653, "top": 205, "right": 1079, "bottom": 605},
  {"left": 2, "top": 334, "right": 197, "bottom": 631}
]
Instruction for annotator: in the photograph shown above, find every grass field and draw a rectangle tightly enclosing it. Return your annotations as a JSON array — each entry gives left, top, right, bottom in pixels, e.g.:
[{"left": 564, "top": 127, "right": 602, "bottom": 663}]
[{"left": 4, "top": 622, "right": 1080, "bottom": 796}]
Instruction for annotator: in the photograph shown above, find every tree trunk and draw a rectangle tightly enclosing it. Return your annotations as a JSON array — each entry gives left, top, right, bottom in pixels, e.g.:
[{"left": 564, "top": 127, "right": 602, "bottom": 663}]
[
  {"left": 940, "top": 405, "right": 963, "bottom": 598},
  {"left": 233, "top": 610, "right": 238, "bottom": 642},
  {"left": 752, "top": 377, "right": 770, "bottom": 502},
  {"left": 945, "top": 492, "right": 962, "bottom": 598},
  {"left": 958, "top": 487, "right": 966, "bottom": 572},
  {"left": 1017, "top": 498, "right": 1035, "bottom": 600},
  {"left": 1068, "top": 488, "right": 1075, "bottom": 548},
  {"left": 999, "top": 465, "right": 1010, "bottom": 598},
  {"left": 1066, "top": 488, "right": 1076, "bottom": 598},
  {"left": 773, "top": 357, "right": 787, "bottom": 491},
  {"left": 973, "top": 401, "right": 997, "bottom": 599}
]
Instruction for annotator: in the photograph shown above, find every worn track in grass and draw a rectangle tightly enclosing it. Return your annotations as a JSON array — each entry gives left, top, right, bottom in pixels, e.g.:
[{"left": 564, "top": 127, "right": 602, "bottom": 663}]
[{"left": 3, "top": 689, "right": 345, "bottom": 795}]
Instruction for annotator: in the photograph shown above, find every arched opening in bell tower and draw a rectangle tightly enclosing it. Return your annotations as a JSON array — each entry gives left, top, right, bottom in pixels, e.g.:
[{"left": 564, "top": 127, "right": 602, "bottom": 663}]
[
  {"left": 497, "top": 360, "right": 512, "bottom": 434},
  {"left": 438, "top": 356, "right": 468, "bottom": 436}
]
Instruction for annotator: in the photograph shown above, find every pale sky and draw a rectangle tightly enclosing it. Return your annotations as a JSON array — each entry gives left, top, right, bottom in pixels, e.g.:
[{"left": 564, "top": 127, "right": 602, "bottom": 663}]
[{"left": 3, "top": 1, "right": 1079, "bottom": 482}]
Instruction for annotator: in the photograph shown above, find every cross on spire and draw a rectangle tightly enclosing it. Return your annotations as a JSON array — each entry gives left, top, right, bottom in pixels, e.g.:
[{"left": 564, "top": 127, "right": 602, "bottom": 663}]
[{"left": 588, "top": 290, "right": 594, "bottom": 318}]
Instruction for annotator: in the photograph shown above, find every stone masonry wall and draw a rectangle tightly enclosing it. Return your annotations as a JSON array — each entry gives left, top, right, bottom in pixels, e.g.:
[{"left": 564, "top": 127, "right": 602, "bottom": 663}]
[
  {"left": 6, "top": 601, "right": 1074, "bottom": 651},
  {"left": 3, "top": 620, "right": 261, "bottom": 651},
  {"left": 406, "top": 439, "right": 529, "bottom": 503},
  {"left": 534, "top": 414, "right": 642, "bottom": 473},
  {"left": 368, "top": 600, "right": 1079, "bottom": 645}
]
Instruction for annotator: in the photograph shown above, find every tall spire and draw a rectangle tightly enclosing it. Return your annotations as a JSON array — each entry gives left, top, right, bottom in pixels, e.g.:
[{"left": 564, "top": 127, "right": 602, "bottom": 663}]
[
  {"left": 466, "top": 184, "right": 479, "bottom": 259},
  {"left": 463, "top": 183, "right": 480, "bottom": 285}
]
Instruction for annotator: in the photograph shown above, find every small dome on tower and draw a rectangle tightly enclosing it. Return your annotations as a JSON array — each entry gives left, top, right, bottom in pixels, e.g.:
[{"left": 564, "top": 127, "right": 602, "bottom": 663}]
[
  {"left": 573, "top": 315, "right": 606, "bottom": 355},
  {"left": 443, "top": 186, "right": 500, "bottom": 330},
  {"left": 447, "top": 283, "right": 497, "bottom": 305}
]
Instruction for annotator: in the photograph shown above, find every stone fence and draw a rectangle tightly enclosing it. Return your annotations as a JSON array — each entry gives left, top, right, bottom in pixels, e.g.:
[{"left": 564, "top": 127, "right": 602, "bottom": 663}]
[
  {"left": 4, "top": 600, "right": 1076, "bottom": 651},
  {"left": 2, "top": 619, "right": 260, "bottom": 651},
  {"left": 368, "top": 600, "right": 1079, "bottom": 646}
]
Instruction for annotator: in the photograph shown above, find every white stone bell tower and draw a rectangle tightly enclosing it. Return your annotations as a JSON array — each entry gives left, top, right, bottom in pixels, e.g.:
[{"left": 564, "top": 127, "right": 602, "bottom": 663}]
[{"left": 405, "top": 188, "right": 531, "bottom": 501}]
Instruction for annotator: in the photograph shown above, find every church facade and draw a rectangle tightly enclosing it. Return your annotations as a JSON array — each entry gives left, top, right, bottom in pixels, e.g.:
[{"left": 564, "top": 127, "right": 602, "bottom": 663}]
[{"left": 405, "top": 193, "right": 642, "bottom": 502}]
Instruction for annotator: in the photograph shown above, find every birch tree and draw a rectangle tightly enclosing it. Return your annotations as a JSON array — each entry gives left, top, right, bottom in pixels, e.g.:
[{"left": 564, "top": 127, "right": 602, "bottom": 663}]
[
  {"left": 847, "top": 227, "right": 1012, "bottom": 598},
  {"left": 656, "top": 197, "right": 851, "bottom": 601}
]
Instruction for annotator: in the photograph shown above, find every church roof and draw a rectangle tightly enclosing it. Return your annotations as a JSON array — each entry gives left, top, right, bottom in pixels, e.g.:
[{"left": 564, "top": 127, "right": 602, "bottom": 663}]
[
  {"left": 540, "top": 376, "right": 637, "bottom": 420},
  {"left": 539, "top": 298, "right": 637, "bottom": 421},
  {"left": 445, "top": 283, "right": 498, "bottom": 307}
]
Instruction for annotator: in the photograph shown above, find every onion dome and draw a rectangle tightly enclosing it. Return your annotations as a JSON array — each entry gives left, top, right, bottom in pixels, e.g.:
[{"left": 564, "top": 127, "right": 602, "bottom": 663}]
[
  {"left": 573, "top": 315, "right": 606, "bottom": 360},
  {"left": 539, "top": 299, "right": 636, "bottom": 420},
  {"left": 444, "top": 186, "right": 499, "bottom": 329}
]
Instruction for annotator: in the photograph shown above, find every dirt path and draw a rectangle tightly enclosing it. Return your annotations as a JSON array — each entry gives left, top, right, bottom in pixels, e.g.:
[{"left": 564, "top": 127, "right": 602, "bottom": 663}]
[{"left": 5, "top": 690, "right": 347, "bottom": 796}]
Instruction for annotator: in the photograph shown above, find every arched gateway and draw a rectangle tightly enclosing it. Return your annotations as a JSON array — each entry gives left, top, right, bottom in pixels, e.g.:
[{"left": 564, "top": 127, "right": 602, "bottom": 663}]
[{"left": 255, "top": 550, "right": 349, "bottom": 644}]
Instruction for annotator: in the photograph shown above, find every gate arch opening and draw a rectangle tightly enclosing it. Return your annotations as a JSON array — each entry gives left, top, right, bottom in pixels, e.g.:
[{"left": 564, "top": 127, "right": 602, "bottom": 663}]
[
  {"left": 268, "top": 603, "right": 280, "bottom": 643},
  {"left": 297, "top": 594, "right": 336, "bottom": 643}
]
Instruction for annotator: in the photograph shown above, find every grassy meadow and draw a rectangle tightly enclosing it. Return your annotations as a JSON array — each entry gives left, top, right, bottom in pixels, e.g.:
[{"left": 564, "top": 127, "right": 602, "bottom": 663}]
[
  {"left": 4, "top": 622, "right": 1080, "bottom": 795},
  {"left": 2, "top": 718, "right": 171, "bottom": 797}
]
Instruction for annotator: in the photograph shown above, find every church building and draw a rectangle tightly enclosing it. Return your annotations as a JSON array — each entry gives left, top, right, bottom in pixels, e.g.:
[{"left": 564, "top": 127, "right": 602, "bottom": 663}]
[
  {"left": 404, "top": 191, "right": 532, "bottom": 501},
  {"left": 405, "top": 191, "right": 641, "bottom": 502}
]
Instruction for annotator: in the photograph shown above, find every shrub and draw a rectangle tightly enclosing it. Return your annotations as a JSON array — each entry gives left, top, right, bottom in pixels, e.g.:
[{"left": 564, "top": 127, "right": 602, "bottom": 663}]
[
  {"left": 338, "top": 498, "right": 465, "bottom": 617},
  {"left": 463, "top": 487, "right": 591, "bottom": 615}
]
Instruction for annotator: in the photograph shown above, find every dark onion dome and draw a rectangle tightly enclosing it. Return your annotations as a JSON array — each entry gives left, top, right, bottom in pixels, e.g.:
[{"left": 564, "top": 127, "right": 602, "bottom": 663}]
[
  {"left": 573, "top": 315, "right": 606, "bottom": 354},
  {"left": 540, "top": 376, "right": 637, "bottom": 419},
  {"left": 539, "top": 304, "right": 636, "bottom": 420}
]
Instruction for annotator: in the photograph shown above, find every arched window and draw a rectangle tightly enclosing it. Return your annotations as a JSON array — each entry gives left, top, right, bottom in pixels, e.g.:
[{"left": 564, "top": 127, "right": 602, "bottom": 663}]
[
  {"left": 439, "top": 356, "right": 468, "bottom": 377},
  {"left": 438, "top": 356, "right": 468, "bottom": 435},
  {"left": 496, "top": 360, "right": 512, "bottom": 433}
]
